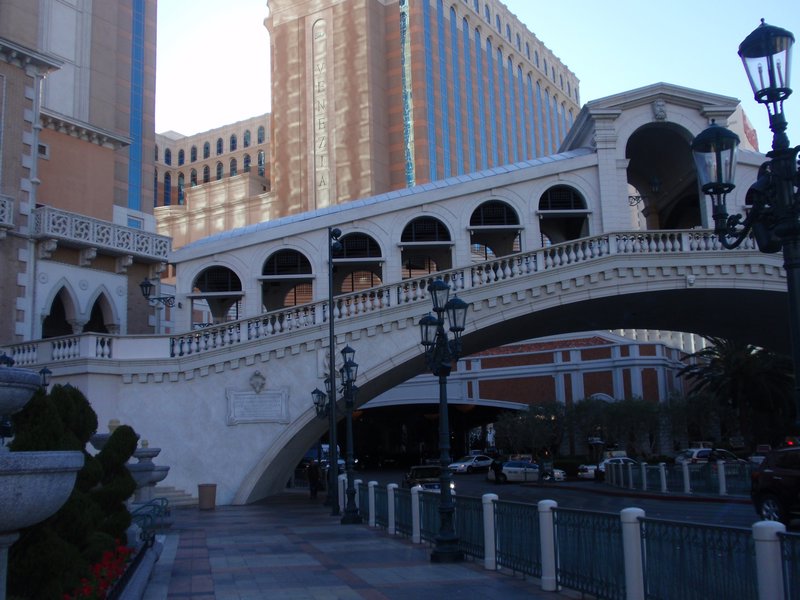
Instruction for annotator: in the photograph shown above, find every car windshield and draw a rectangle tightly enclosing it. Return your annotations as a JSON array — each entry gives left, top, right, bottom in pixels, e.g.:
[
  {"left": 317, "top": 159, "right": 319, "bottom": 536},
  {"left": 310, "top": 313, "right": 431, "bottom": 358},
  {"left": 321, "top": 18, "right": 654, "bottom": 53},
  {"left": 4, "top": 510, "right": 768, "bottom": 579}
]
[{"left": 455, "top": 456, "right": 473, "bottom": 462}]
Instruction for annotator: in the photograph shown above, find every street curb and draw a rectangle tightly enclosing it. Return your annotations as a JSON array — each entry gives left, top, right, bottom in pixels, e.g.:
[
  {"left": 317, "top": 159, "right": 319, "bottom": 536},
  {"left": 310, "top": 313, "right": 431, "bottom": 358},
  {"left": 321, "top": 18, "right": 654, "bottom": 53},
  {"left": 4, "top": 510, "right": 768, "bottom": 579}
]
[{"left": 521, "top": 481, "right": 753, "bottom": 505}]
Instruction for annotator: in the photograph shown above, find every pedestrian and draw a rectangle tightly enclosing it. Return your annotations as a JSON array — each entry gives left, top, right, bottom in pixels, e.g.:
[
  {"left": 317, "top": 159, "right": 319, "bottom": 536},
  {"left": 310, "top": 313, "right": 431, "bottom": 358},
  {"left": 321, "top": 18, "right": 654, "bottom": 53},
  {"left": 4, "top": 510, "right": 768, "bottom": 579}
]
[{"left": 307, "top": 460, "right": 321, "bottom": 499}]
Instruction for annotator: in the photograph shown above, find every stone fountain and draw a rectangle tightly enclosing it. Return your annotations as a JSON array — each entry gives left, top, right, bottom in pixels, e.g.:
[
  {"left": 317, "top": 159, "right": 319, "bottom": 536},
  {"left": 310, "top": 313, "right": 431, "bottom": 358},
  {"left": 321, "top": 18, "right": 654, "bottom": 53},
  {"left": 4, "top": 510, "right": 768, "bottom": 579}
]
[
  {"left": 0, "top": 359, "right": 84, "bottom": 600},
  {"left": 129, "top": 440, "right": 170, "bottom": 503}
]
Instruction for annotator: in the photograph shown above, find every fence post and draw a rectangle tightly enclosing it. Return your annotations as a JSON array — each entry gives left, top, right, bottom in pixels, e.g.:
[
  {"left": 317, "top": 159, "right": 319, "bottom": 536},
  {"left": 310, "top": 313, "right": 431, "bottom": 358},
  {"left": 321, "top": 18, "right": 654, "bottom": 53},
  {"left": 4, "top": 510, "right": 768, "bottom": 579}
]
[
  {"left": 640, "top": 462, "right": 648, "bottom": 491},
  {"left": 354, "top": 479, "right": 362, "bottom": 507},
  {"left": 659, "top": 463, "right": 667, "bottom": 493},
  {"left": 752, "top": 520, "right": 786, "bottom": 600},
  {"left": 682, "top": 461, "right": 691, "bottom": 494},
  {"left": 368, "top": 481, "right": 377, "bottom": 527},
  {"left": 387, "top": 483, "right": 398, "bottom": 535},
  {"left": 620, "top": 508, "right": 645, "bottom": 600},
  {"left": 716, "top": 460, "right": 727, "bottom": 496},
  {"left": 538, "top": 500, "right": 558, "bottom": 592},
  {"left": 410, "top": 485, "right": 421, "bottom": 543},
  {"left": 482, "top": 493, "right": 498, "bottom": 571}
]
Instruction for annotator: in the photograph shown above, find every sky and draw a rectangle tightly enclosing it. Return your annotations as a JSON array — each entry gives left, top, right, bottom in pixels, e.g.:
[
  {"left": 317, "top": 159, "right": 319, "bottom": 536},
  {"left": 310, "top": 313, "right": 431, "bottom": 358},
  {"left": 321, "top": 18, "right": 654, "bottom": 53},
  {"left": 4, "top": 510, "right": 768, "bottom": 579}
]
[{"left": 156, "top": 0, "right": 800, "bottom": 150}]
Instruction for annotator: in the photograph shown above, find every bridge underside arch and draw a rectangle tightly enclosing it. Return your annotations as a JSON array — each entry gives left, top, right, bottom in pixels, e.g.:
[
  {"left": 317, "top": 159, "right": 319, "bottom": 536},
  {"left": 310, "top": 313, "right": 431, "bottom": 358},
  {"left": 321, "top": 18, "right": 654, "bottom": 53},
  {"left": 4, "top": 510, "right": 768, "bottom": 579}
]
[{"left": 241, "top": 284, "right": 788, "bottom": 503}]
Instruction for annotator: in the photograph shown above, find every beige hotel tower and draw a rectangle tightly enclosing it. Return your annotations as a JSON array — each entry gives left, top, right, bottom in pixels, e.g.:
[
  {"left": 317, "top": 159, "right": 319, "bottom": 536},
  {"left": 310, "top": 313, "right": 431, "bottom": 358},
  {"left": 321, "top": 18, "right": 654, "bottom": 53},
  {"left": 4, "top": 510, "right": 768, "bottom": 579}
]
[{"left": 156, "top": 0, "right": 579, "bottom": 246}]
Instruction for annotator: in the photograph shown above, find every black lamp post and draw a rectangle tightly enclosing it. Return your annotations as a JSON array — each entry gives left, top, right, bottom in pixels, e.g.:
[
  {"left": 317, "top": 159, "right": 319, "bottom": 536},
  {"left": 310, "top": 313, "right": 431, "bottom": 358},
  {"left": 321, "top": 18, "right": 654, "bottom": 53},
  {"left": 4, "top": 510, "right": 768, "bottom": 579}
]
[
  {"left": 338, "top": 345, "right": 362, "bottom": 524},
  {"left": 325, "top": 227, "right": 343, "bottom": 515},
  {"left": 38, "top": 367, "right": 52, "bottom": 390},
  {"left": 691, "top": 19, "right": 799, "bottom": 428},
  {"left": 418, "top": 278, "right": 469, "bottom": 563}
]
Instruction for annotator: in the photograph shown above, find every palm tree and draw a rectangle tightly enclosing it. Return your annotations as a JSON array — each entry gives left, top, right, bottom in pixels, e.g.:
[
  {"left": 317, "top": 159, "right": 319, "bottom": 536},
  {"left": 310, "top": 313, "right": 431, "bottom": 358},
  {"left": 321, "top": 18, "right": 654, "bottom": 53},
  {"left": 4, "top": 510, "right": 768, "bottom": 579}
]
[{"left": 678, "top": 337, "right": 794, "bottom": 447}]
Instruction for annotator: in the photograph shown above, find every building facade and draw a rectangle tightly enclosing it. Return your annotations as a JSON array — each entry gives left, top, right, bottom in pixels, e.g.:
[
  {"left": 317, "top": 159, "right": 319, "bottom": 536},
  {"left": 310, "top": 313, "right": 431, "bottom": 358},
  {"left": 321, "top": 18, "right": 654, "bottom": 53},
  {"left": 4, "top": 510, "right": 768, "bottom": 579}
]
[{"left": 0, "top": 0, "right": 169, "bottom": 343}]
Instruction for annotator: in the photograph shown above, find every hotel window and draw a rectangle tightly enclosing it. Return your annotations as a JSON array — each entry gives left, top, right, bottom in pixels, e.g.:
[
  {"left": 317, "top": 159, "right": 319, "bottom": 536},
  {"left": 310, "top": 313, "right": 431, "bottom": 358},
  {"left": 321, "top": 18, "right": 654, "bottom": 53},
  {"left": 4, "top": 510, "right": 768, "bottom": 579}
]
[
  {"left": 560, "top": 74, "right": 564, "bottom": 89},
  {"left": 164, "top": 173, "right": 171, "bottom": 205},
  {"left": 257, "top": 126, "right": 265, "bottom": 143},
  {"left": 258, "top": 151, "right": 265, "bottom": 176},
  {"left": 191, "top": 146, "right": 197, "bottom": 162},
  {"left": 216, "top": 138, "right": 223, "bottom": 155},
  {"left": 230, "top": 158, "right": 238, "bottom": 176},
  {"left": 516, "top": 33, "right": 521, "bottom": 51},
  {"left": 177, "top": 173, "right": 185, "bottom": 204},
  {"left": 230, "top": 134, "right": 237, "bottom": 152},
  {"left": 203, "top": 142, "right": 210, "bottom": 159},
  {"left": 243, "top": 130, "right": 251, "bottom": 147},
  {"left": 484, "top": 4, "right": 489, "bottom": 21},
  {"left": 535, "top": 50, "right": 539, "bottom": 67},
  {"left": 473, "top": 0, "right": 478, "bottom": 10},
  {"left": 178, "top": 149, "right": 185, "bottom": 166},
  {"left": 243, "top": 154, "right": 251, "bottom": 172},
  {"left": 164, "top": 149, "right": 172, "bottom": 165},
  {"left": 203, "top": 165, "right": 210, "bottom": 183},
  {"left": 495, "top": 14, "right": 501, "bottom": 32},
  {"left": 506, "top": 24, "right": 511, "bottom": 42},
  {"left": 216, "top": 161, "right": 223, "bottom": 180},
  {"left": 525, "top": 42, "right": 530, "bottom": 59},
  {"left": 190, "top": 169, "right": 197, "bottom": 186},
  {"left": 153, "top": 169, "right": 158, "bottom": 205}
]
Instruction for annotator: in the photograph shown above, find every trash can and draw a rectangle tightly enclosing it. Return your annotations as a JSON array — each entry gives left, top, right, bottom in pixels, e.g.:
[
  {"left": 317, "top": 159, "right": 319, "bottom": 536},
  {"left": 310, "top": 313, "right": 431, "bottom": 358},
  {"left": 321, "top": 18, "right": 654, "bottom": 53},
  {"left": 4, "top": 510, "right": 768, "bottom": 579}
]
[{"left": 198, "top": 483, "right": 217, "bottom": 510}]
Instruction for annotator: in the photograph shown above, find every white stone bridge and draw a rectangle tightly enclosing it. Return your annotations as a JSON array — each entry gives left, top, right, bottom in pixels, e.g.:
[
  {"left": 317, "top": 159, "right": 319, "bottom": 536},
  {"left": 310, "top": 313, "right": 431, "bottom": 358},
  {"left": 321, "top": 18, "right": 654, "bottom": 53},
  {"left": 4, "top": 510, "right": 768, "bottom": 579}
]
[{"left": 4, "top": 229, "right": 786, "bottom": 503}]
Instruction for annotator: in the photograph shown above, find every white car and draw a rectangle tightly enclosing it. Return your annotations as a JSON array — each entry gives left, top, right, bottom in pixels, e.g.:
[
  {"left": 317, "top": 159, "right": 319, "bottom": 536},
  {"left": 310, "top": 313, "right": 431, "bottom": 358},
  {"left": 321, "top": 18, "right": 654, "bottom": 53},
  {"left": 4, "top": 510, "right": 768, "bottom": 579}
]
[
  {"left": 598, "top": 457, "right": 638, "bottom": 479},
  {"left": 577, "top": 464, "right": 598, "bottom": 479},
  {"left": 449, "top": 454, "right": 493, "bottom": 473},
  {"left": 487, "top": 460, "right": 540, "bottom": 483}
]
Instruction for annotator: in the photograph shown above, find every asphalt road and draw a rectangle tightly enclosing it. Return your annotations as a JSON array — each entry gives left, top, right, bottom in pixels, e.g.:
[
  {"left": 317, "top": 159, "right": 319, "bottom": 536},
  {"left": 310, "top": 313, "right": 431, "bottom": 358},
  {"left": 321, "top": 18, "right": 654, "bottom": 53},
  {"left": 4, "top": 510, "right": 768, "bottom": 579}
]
[{"left": 353, "top": 469, "right": 762, "bottom": 529}]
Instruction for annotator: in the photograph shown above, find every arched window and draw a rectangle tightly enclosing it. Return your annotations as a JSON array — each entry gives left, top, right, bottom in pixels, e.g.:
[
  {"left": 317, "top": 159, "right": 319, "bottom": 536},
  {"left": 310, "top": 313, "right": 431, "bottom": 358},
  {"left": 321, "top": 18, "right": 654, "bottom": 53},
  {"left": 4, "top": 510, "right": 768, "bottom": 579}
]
[
  {"left": 495, "top": 14, "right": 501, "bottom": 32},
  {"left": 243, "top": 130, "right": 251, "bottom": 147},
  {"left": 243, "top": 154, "right": 251, "bottom": 172},
  {"left": 484, "top": 4, "right": 490, "bottom": 21},
  {"left": 192, "top": 266, "right": 243, "bottom": 324},
  {"left": 216, "top": 161, "right": 223, "bottom": 180},
  {"left": 203, "top": 165, "right": 210, "bottom": 183},
  {"left": 203, "top": 142, "right": 210, "bottom": 159},
  {"left": 257, "top": 151, "right": 265, "bottom": 176},
  {"left": 178, "top": 149, "right": 185, "bottom": 166},
  {"left": 153, "top": 169, "right": 158, "bottom": 206},
  {"left": 506, "top": 24, "right": 511, "bottom": 42},
  {"left": 163, "top": 172, "right": 171, "bottom": 205},
  {"left": 230, "top": 158, "right": 237, "bottom": 177},
  {"left": 177, "top": 172, "right": 185, "bottom": 204},
  {"left": 164, "top": 148, "right": 172, "bottom": 165},
  {"left": 401, "top": 217, "right": 451, "bottom": 242},
  {"left": 535, "top": 50, "right": 539, "bottom": 67},
  {"left": 261, "top": 250, "right": 313, "bottom": 310},
  {"left": 257, "top": 126, "right": 265, "bottom": 143},
  {"left": 473, "top": 0, "right": 478, "bottom": 10},
  {"left": 525, "top": 42, "right": 530, "bottom": 60},
  {"left": 339, "top": 233, "right": 382, "bottom": 258},
  {"left": 216, "top": 138, "right": 223, "bottom": 155},
  {"left": 470, "top": 200, "right": 519, "bottom": 226},
  {"left": 230, "top": 134, "right": 237, "bottom": 152},
  {"left": 190, "top": 169, "right": 197, "bottom": 186},
  {"left": 516, "top": 33, "right": 521, "bottom": 51},
  {"left": 538, "top": 185, "right": 589, "bottom": 244},
  {"left": 190, "top": 145, "right": 197, "bottom": 162}
]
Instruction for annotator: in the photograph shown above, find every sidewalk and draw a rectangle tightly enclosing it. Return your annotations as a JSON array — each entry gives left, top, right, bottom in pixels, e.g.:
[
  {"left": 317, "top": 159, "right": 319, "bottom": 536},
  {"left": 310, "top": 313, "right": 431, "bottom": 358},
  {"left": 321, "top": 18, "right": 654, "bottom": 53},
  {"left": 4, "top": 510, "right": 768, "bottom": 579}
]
[{"left": 143, "top": 490, "right": 574, "bottom": 600}]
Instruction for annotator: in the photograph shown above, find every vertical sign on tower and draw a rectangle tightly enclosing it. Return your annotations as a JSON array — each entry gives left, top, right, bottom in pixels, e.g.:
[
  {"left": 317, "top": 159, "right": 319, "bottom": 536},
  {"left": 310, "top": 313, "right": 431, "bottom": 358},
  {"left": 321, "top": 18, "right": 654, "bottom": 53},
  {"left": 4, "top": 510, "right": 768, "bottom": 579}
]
[{"left": 312, "top": 20, "right": 330, "bottom": 209}]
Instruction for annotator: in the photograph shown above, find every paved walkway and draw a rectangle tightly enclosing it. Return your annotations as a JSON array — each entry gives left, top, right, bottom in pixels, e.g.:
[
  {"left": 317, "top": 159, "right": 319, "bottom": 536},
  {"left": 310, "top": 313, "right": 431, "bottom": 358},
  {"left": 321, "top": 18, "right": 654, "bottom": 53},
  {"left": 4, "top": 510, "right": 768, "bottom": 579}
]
[{"left": 142, "top": 490, "right": 573, "bottom": 600}]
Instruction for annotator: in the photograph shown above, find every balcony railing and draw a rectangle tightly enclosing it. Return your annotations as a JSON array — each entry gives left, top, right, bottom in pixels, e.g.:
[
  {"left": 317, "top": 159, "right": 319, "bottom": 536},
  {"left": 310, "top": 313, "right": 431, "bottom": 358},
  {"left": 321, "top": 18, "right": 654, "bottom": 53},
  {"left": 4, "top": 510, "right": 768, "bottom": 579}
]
[
  {"left": 32, "top": 205, "right": 171, "bottom": 261},
  {"left": 0, "top": 194, "right": 13, "bottom": 233}
]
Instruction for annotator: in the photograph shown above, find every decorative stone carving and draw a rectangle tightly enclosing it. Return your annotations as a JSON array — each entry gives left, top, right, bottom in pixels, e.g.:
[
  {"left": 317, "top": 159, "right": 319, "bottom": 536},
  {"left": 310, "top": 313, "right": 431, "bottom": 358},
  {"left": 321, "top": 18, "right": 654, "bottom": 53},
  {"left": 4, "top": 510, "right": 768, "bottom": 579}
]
[
  {"left": 652, "top": 99, "right": 667, "bottom": 121},
  {"left": 79, "top": 248, "right": 98, "bottom": 267},
  {"left": 37, "top": 238, "right": 58, "bottom": 259}
]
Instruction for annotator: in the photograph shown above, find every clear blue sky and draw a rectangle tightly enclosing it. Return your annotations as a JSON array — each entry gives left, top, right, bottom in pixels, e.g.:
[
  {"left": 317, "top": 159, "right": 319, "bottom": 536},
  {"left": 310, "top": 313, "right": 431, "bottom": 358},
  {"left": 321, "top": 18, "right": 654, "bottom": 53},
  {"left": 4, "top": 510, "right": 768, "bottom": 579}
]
[{"left": 156, "top": 0, "right": 799, "bottom": 150}]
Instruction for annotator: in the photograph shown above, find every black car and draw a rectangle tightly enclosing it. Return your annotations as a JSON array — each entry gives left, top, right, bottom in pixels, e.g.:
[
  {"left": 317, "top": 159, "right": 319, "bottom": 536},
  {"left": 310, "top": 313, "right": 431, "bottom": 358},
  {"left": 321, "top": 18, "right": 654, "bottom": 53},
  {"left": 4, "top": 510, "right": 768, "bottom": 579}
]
[
  {"left": 751, "top": 447, "right": 800, "bottom": 525},
  {"left": 403, "top": 465, "right": 443, "bottom": 490}
]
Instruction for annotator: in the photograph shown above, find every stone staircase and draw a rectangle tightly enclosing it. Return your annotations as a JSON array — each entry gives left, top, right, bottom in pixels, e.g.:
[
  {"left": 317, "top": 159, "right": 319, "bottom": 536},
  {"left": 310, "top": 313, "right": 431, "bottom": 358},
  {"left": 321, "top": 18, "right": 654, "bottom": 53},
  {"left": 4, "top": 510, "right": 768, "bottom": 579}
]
[{"left": 153, "top": 485, "right": 197, "bottom": 507}]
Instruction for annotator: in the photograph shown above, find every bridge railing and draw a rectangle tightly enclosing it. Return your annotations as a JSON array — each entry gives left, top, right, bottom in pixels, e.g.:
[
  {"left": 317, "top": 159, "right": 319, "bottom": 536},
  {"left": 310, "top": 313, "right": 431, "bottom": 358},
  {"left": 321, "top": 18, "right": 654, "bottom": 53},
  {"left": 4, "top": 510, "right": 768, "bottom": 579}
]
[
  {"left": 167, "top": 228, "right": 767, "bottom": 358},
  {"left": 1, "top": 229, "right": 770, "bottom": 364},
  {"left": 606, "top": 460, "right": 755, "bottom": 498},
  {"left": 358, "top": 479, "right": 795, "bottom": 600}
]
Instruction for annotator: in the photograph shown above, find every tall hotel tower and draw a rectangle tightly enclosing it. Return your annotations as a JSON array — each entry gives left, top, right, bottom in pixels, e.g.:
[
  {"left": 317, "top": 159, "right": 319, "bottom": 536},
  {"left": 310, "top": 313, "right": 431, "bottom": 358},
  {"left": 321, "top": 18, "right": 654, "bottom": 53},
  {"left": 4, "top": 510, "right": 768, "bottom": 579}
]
[{"left": 266, "top": 0, "right": 580, "bottom": 217}]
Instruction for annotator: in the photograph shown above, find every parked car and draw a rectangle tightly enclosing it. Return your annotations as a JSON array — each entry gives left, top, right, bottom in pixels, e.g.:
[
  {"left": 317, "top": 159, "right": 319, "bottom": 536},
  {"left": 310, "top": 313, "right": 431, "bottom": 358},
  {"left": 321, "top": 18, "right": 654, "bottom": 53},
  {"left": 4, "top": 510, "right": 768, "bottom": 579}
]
[
  {"left": 751, "top": 446, "right": 800, "bottom": 525},
  {"left": 675, "top": 448, "right": 744, "bottom": 465},
  {"left": 577, "top": 464, "right": 598, "bottom": 479},
  {"left": 449, "top": 454, "right": 493, "bottom": 473},
  {"left": 487, "top": 460, "right": 539, "bottom": 483},
  {"left": 403, "top": 465, "right": 445, "bottom": 490}
]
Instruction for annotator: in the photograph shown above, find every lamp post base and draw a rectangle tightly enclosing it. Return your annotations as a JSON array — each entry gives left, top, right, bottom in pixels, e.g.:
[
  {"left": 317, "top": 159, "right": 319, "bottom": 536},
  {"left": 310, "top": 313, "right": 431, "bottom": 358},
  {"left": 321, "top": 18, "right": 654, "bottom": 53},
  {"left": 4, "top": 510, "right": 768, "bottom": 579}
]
[
  {"left": 340, "top": 511, "right": 362, "bottom": 525},
  {"left": 430, "top": 541, "right": 463, "bottom": 563}
]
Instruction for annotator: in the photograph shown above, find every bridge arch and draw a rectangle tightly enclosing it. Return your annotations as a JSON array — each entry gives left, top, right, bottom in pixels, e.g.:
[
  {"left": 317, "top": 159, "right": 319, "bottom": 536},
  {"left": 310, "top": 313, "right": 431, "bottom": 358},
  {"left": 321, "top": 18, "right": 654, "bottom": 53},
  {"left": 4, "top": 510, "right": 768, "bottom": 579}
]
[
  {"left": 261, "top": 249, "right": 313, "bottom": 311},
  {"left": 537, "top": 184, "right": 590, "bottom": 244}
]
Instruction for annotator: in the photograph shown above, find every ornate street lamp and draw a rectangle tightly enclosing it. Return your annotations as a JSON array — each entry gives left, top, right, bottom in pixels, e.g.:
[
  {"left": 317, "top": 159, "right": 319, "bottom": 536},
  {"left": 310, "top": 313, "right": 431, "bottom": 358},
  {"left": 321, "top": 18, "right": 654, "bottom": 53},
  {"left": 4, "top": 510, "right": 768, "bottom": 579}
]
[
  {"left": 692, "top": 19, "right": 800, "bottom": 428},
  {"left": 338, "top": 345, "right": 362, "bottom": 524},
  {"left": 139, "top": 277, "right": 175, "bottom": 308},
  {"left": 418, "top": 277, "right": 469, "bottom": 563}
]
